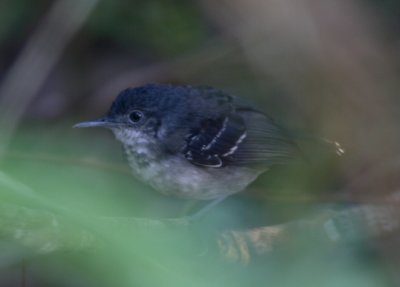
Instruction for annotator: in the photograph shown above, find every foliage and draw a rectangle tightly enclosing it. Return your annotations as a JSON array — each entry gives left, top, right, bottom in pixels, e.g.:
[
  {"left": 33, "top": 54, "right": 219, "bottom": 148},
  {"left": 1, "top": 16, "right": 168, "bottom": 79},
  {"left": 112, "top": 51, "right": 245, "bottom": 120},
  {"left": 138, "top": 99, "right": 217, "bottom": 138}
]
[
  {"left": 85, "top": 0, "right": 209, "bottom": 57},
  {"left": 1, "top": 0, "right": 400, "bottom": 286}
]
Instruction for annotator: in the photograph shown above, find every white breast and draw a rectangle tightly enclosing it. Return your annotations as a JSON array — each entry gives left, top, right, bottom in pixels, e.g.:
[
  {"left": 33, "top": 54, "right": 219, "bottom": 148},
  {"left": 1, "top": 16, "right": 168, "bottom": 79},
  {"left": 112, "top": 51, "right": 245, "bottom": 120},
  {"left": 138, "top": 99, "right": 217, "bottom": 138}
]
[
  {"left": 129, "top": 153, "right": 264, "bottom": 200},
  {"left": 113, "top": 127, "right": 264, "bottom": 200}
]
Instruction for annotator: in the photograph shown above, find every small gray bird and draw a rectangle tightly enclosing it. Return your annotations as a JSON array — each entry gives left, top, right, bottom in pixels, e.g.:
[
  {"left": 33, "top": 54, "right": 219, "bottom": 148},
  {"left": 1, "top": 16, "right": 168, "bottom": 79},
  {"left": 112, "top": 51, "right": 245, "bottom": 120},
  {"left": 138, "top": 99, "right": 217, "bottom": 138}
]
[{"left": 74, "top": 84, "right": 298, "bottom": 202}]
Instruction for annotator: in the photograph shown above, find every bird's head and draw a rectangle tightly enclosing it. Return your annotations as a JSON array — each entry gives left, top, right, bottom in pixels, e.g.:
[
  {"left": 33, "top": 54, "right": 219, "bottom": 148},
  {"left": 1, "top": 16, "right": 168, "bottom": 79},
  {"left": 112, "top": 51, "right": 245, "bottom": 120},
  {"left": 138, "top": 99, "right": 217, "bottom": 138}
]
[{"left": 74, "top": 84, "right": 201, "bottom": 148}]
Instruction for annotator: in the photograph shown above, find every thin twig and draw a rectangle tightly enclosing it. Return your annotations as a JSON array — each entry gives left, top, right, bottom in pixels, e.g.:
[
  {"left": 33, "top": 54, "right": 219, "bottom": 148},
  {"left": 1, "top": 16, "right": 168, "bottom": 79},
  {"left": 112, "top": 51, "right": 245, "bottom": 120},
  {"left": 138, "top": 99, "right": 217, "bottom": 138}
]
[{"left": 4, "top": 151, "right": 131, "bottom": 175}]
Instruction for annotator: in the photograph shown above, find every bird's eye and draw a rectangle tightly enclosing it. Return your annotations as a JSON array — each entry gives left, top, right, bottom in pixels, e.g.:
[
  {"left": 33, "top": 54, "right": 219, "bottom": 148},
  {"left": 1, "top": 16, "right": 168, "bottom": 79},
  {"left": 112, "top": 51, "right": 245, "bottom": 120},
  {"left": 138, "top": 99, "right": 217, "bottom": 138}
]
[{"left": 128, "top": 110, "right": 144, "bottom": 123}]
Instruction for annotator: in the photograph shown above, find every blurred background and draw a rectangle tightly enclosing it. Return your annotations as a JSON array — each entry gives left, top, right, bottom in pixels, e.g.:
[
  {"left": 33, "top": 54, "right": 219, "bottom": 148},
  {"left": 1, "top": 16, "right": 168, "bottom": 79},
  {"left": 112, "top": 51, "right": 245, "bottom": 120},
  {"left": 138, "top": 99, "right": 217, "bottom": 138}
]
[{"left": 0, "top": 0, "right": 400, "bottom": 286}]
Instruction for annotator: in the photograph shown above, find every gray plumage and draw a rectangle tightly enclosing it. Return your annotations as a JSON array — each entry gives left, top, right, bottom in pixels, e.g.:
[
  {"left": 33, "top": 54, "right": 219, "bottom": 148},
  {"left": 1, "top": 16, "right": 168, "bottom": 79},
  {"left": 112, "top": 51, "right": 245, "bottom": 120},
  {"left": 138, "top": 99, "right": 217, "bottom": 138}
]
[{"left": 75, "top": 84, "right": 298, "bottom": 200}]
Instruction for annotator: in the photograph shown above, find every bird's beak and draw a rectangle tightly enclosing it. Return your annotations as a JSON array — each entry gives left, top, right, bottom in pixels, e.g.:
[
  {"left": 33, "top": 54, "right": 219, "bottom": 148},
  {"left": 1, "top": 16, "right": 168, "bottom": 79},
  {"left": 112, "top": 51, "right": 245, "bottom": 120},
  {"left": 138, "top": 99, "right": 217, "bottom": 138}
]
[{"left": 73, "top": 117, "right": 120, "bottom": 128}]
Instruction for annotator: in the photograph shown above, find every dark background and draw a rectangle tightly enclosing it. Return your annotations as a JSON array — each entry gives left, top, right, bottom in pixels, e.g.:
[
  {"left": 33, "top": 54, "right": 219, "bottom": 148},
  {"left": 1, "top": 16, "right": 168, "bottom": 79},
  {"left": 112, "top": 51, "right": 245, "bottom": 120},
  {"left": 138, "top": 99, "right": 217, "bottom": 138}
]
[{"left": 0, "top": 0, "right": 400, "bottom": 286}]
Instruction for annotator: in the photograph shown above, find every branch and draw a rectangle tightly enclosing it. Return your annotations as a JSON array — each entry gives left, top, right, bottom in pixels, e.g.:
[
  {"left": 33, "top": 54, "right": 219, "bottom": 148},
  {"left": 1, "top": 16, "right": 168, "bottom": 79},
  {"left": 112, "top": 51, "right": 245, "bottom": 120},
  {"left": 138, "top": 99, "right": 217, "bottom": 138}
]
[
  {"left": 217, "top": 202, "right": 400, "bottom": 264},
  {"left": 1, "top": 171, "right": 399, "bottom": 264}
]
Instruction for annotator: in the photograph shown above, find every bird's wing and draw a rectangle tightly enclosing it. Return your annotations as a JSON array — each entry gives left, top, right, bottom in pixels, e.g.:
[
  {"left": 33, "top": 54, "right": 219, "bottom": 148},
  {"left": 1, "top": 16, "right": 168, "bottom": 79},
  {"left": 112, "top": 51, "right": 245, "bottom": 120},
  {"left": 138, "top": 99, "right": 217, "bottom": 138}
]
[
  {"left": 182, "top": 105, "right": 297, "bottom": 168},
  {"left": 228, "top": 109, "right": 297, "bottom": 165}
]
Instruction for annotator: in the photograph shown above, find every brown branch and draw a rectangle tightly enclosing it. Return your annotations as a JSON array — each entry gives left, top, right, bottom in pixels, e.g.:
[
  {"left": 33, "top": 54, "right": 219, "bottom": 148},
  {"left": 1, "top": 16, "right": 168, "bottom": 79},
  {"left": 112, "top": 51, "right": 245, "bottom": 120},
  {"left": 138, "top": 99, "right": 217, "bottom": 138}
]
[
  {"left": 1, "top": 198, "right": 398, "bottom": 265},
  {"left": 1, "top": 168, "right": 400, "bottom": 264},
  {"left": 218, "top": 202, "right": 400, "bottom": 264}
]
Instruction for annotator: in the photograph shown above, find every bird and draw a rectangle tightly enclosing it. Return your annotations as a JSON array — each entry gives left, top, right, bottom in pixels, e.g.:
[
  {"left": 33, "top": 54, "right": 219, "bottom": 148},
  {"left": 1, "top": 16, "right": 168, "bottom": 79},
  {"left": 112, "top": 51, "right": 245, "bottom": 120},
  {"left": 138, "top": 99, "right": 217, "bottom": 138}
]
[{"left": 74, "top": 84, "right": 309, "bottom": 208}]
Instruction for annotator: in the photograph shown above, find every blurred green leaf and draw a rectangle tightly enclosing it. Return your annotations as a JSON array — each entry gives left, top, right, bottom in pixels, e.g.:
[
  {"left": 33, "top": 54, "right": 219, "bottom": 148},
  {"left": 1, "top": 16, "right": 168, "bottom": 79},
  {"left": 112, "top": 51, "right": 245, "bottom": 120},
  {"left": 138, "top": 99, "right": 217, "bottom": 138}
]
[
  {"left": 0, "top": 123, "right": 394, "bottom": 286},
  {"left": 0, "top": 0, "right": 46, "bottom": 44},
  {"left": 86, "top": 0, "right": 209, "bottom": 57}
]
